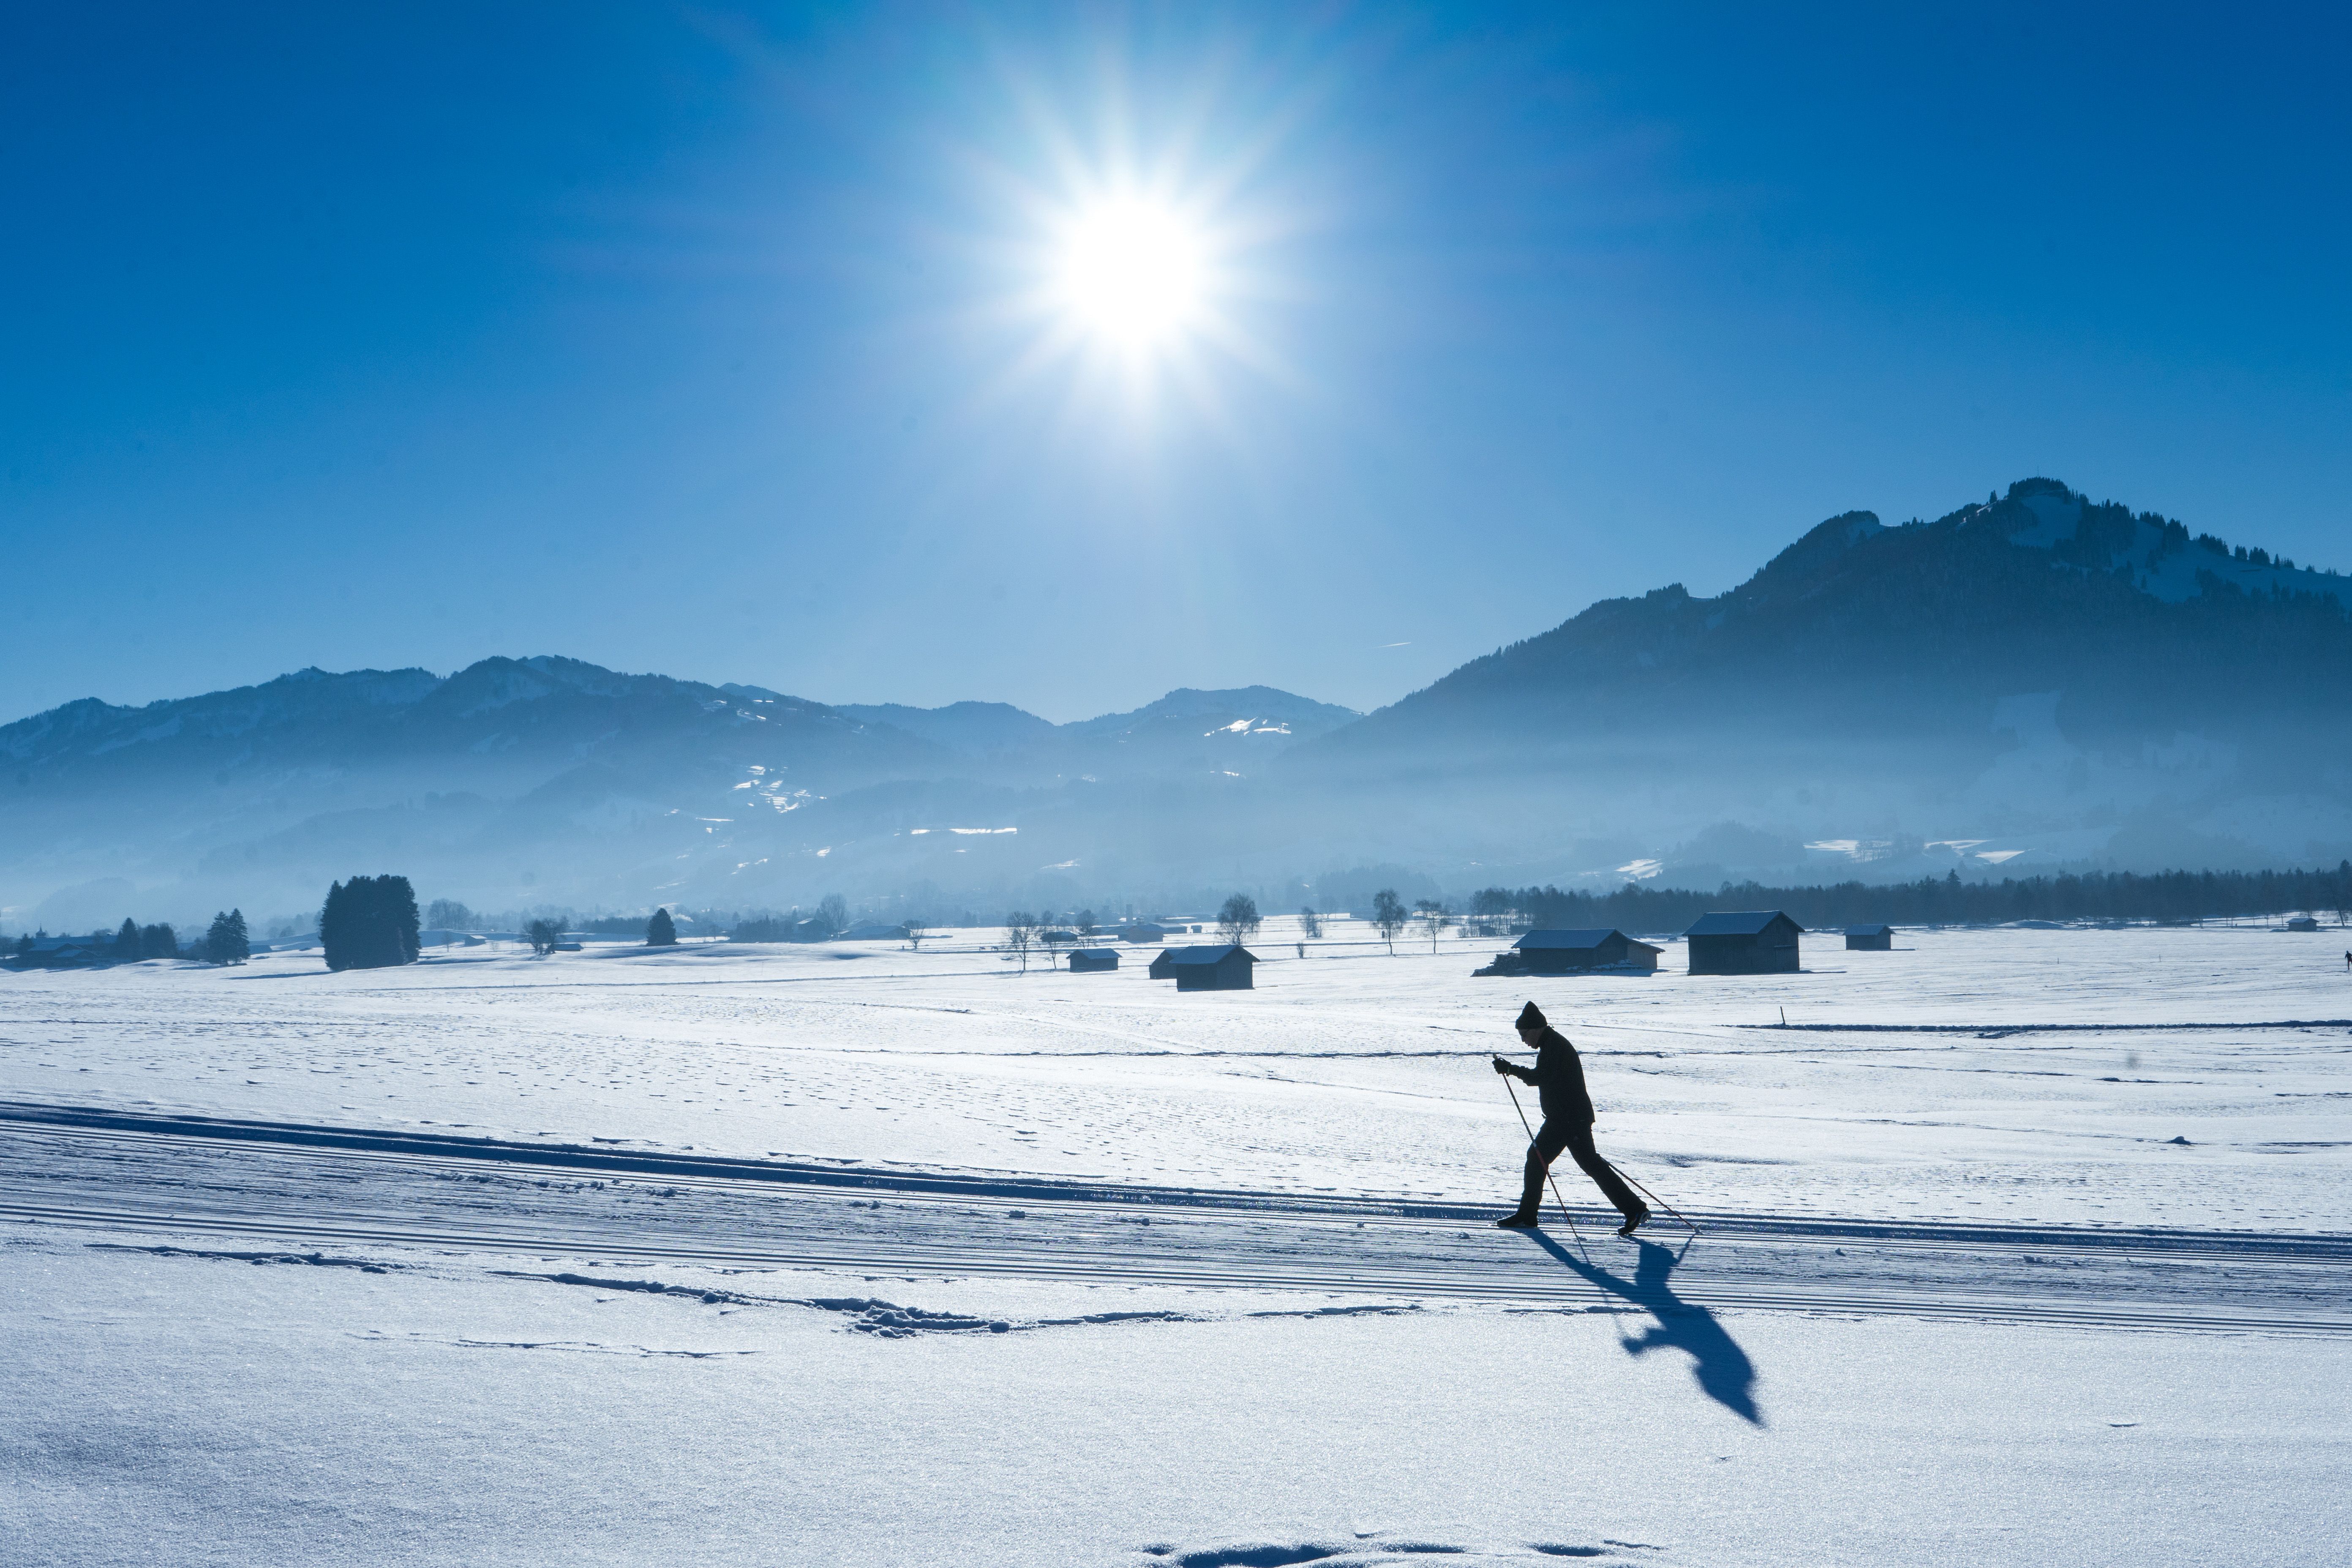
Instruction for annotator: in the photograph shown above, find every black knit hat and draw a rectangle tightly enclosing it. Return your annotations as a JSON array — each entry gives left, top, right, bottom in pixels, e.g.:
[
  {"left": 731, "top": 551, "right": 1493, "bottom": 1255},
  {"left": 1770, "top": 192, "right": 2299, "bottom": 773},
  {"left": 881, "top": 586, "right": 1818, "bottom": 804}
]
[{"left": 1516, "top": 1000, "right": 1546, "bottom": 1031}]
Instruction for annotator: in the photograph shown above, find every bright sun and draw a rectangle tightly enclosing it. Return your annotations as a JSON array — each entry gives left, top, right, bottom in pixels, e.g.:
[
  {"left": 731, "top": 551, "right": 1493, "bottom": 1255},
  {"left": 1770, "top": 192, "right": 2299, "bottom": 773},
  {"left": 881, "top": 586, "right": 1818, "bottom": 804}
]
[{"left": 1056, "top": 200, "right": 1207, "bottom": 346}]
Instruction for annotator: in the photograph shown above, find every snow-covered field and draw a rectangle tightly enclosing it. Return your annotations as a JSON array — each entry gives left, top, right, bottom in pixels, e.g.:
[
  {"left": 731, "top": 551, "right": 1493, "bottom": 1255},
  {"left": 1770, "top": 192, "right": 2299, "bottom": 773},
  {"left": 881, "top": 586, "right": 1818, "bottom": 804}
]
[{"left": 5, "top": 921, "right": 2349, "bottom": 1565}]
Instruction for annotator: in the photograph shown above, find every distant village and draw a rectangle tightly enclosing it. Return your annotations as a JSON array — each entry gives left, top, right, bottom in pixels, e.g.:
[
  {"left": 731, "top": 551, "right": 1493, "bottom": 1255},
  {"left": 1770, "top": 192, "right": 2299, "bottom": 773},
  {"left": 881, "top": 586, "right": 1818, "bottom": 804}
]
[{"left": 9, "top": 872, "right": 2342, "bottom": 982}]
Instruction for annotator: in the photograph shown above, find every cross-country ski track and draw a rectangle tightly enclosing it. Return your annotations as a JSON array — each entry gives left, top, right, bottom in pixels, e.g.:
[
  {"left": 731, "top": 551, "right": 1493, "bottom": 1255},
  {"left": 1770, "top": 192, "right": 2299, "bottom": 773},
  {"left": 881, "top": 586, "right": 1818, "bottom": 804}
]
[{"left": 3, "top": 1099, "right": 2343, "bottom": 1339}]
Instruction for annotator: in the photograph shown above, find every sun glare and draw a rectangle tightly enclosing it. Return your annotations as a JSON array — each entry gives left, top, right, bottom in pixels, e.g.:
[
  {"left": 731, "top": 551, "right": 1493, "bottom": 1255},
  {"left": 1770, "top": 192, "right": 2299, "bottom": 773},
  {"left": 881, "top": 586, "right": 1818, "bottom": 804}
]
[{"left": 1056, "top": 200, "right": 1207, "bottom": 346}]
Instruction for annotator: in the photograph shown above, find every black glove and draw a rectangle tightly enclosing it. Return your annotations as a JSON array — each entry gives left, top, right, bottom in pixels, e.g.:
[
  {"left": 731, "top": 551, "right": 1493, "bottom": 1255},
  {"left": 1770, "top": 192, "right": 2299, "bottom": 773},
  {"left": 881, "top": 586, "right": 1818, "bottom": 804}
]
[{"left": 1491, "top": 1055, "right": 1515, "bottom": 1076}]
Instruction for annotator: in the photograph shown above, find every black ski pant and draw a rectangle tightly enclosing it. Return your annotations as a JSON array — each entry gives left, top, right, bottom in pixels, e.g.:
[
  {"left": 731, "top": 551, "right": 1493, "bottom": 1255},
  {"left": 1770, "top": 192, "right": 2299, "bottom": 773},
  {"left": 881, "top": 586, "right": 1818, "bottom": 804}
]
[{"left": 1521, "top": 1118, "right": 1642, "bottom": 1220}]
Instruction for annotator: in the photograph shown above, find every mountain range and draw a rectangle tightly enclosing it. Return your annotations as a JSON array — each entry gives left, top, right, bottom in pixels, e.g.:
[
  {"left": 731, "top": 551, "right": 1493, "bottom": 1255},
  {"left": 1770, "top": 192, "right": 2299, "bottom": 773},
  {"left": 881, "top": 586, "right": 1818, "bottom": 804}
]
[{"left": 8, "top": 477, "right": 2350, "bottom": 930}]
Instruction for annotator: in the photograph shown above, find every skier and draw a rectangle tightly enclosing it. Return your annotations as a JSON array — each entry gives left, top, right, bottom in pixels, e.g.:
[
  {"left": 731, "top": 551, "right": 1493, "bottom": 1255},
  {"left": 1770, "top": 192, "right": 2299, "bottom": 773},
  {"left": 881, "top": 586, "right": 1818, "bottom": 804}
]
[{"left": 1491, "top": 999, "right": 1648, "bottom": 1235}]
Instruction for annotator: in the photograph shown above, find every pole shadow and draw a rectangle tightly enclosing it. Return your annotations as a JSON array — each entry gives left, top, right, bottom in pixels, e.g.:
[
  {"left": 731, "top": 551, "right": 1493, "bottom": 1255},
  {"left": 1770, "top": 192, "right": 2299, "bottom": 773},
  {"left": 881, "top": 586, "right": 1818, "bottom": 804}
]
[{"left": 1518, "top": 1230, "right": 1763, "bottom": 1425}]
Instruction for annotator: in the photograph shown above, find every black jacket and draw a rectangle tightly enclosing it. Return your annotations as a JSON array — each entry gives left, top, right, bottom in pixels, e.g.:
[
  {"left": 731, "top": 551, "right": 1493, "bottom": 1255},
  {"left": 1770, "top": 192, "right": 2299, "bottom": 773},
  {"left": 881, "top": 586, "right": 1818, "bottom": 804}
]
[{"left": 1522, "top": 1026, "right": 1594, "bottom": 1124}]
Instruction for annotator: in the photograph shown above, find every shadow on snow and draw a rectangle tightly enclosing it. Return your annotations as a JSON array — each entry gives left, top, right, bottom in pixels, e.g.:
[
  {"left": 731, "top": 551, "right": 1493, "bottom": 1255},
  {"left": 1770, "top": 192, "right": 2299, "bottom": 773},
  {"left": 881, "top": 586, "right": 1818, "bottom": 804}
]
[{"left": 1518, "top": 1231, "right": 1763, "bottom": 1425}]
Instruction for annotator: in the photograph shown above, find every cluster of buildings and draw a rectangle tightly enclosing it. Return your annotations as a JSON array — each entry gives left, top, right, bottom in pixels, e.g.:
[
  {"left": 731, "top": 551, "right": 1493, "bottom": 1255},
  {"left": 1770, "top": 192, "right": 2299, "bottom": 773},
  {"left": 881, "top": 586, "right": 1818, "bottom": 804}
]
[
  {"left": 1474, "top": 912, "right": 1884, "bottom": 976},
  {"left": 1079, "top": 909, "right": 1881, "bottom": 995}
]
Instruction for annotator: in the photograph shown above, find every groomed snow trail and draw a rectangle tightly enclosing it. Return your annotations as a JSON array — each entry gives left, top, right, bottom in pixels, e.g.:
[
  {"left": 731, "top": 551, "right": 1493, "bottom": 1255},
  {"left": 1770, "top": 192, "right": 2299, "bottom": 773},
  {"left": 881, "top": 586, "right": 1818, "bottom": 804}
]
[{"left": 4, "top": 1100, "right": 2344, "bottom": 1337}]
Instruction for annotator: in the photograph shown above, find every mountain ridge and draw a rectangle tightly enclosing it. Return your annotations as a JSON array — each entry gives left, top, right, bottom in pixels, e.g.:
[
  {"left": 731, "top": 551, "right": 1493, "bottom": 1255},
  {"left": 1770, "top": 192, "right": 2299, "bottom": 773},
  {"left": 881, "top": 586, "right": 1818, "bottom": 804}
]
[{"left": 7, "top": 477, "right": 2350, "bottom": 927}]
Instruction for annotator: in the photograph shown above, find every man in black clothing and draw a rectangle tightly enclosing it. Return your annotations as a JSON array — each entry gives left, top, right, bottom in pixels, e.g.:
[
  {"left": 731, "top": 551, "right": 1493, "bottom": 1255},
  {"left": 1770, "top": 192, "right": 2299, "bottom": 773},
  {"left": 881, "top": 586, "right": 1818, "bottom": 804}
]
[{"left": 1491, "top": 999, "right": 1648, "bottom": 1235}]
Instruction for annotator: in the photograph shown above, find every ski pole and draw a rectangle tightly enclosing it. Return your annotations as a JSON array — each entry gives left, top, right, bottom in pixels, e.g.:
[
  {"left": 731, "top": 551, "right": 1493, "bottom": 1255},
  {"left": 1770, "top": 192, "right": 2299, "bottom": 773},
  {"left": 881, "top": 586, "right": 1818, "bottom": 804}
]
[
  {"left": 1605, "top": 1164, "right": 1702, "bottom": 1235},
  {"left": 1502, "top": 1075, "right": 1586, "bottom": 1246}
]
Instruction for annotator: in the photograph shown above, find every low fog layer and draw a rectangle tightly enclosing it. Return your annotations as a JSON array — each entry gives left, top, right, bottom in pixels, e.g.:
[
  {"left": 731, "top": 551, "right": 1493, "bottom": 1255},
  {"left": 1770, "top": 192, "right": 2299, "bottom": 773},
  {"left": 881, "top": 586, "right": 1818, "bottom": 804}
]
[{"left": 7, "top": 477, "right": 2351, "bottom": 931}]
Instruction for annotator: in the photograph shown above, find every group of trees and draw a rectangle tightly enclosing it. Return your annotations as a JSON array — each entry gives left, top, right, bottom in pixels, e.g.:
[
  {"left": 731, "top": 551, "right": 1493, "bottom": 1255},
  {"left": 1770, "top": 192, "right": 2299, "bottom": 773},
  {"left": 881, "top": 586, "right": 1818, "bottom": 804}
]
[
  {"left": 321, "top": 876, "right": 421, "bottom": 971},
  {"left": 201, "top": 910, "right": 249, "bottom": 964},
  {"left": 1469, "top": 862, "right": 2352, "bottom": 934},
  {"left": 423, "top": 899, "right": 475, "bottom": 932},
  {"left": 8, "top": 911, "right": 250, "bottom": 966},
  {"left": 1354, "top": 889, "right": 1452, "bottom": 953},
  {"left": 112, "top": 919, "right": 180, "bottom": 961},
  {"left": 999, "top": 908, "right": 1109, "bottom": 971},
  {"left": 731, "top": 895, "right": 855, "bottom": 944}
]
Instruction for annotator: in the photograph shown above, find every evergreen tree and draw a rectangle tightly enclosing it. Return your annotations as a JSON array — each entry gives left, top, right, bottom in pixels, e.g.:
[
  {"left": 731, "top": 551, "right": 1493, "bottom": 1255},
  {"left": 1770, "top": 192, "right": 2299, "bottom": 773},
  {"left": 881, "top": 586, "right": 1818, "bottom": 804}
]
[
  {"left": 203, "top": 910, "right": 250, "bottom": 965},
  {"left": 321, "top": 877, "right": 419, "bottom": 971},
  {"left": 647, "top": 908, "right": 678, "bottom": 946},
  {"left": 384, "top": 880, "right": 419, "bottom": 965},
  {"left": 114, "top": 918, "right": 142, "bottom": 963},
  {"left": 320, "top": 881, "right": 352, "bottom": 968},
  {"left": 142, "top": 923, "right": 177, "bottom": 959}
]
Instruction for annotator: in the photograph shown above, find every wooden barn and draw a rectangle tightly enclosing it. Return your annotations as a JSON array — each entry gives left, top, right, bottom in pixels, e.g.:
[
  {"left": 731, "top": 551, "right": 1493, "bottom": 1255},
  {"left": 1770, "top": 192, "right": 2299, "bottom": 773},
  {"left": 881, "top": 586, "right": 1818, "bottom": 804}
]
[
  {"left": 1844, "top": 924, "right": 1894, "bottom": 951},
  {"left": 1477, "top": 928, "right": 1662, "bottom": 976},
  {"left": 2287, "top": 916, "right": 2320, "bottom": 933},
  {"left": 1684, "top": 911, "right": 1804, "bottom": 974},
  {"left": 1158, "top": 944, "right": 1258, "bottom": 991},
  {"left": 1068, "top": 947, "right": 1118, "bottom": 972}
]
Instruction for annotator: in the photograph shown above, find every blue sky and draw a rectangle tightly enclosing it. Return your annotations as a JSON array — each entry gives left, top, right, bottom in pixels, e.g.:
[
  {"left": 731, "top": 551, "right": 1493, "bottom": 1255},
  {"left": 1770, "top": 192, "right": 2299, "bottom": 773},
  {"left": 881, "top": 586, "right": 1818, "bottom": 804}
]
[{"left": 6, "top": 3, "right": 2349, "bottom": 723}]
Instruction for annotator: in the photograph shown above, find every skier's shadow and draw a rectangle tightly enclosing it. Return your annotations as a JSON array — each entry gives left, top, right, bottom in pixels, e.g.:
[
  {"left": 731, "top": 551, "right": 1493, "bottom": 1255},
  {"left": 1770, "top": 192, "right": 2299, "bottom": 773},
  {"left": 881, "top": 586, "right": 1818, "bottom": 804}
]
[{"left": 1518, "top": 1231, "right": 1763, "bottom": 1425}]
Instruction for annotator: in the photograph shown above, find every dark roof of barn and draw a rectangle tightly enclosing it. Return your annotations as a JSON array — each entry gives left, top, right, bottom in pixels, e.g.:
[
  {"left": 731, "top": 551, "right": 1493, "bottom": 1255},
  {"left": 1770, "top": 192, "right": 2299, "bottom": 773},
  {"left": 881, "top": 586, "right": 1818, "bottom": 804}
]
[
  {"left": 1683, "top": 911, "right": 1805, "bottom": 937},
  {"left": 1165, "top": 944, "right": 1257, "bottom": 966},
  {"left": 1514, "top": 929, "right": 1620, "bottom": 951},
  {"left": 1515, "top": 926, "right": 1665, "bottom": 949},
  {"left": 1845, "top": 924, "right": 1892, "bottom": 936}
]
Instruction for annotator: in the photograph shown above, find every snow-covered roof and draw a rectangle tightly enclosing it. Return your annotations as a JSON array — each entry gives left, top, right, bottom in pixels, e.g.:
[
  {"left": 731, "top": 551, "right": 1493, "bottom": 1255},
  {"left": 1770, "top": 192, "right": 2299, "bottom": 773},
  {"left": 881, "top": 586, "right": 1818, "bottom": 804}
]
[
  {"left": 1845, "top": 924, "right": 1892, "bottom": 936},
  {"left": 1164, "top": 944, "right": 1256, "bottom": 966},
  {"left": 1684, "top": 911, "right": 1804, "bottom": 937}
]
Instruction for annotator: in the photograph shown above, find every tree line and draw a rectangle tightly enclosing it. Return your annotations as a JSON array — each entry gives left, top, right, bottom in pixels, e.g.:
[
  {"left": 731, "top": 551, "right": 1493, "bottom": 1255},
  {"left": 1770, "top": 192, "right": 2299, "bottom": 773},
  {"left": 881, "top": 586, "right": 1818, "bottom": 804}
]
[
  {"left": 10, "top": 910, "right": 251, "bottom": 966},
  {"left": 1470, "top": 863, "right": 2352, "bottom": 934}
]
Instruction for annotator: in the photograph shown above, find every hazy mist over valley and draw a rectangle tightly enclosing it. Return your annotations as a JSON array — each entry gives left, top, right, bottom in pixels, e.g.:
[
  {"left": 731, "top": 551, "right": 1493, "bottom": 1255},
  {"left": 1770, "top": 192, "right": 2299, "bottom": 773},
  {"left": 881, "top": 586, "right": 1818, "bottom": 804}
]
[{"left": 10, "top": 476, "right": 2349, "bottom": 935}]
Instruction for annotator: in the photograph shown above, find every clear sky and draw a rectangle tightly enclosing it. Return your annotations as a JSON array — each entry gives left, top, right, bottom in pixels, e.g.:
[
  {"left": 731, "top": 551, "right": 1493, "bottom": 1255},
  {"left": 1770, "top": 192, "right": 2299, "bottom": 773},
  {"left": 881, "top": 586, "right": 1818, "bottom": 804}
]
[{"left": 7, "top": 3, "right": 2349, "bottom": 724}]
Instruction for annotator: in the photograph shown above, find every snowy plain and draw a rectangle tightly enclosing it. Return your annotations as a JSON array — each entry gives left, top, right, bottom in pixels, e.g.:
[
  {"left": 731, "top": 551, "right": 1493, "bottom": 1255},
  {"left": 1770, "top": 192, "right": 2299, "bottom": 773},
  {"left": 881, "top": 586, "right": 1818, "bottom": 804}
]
[{"left": 4, "top": 918, "right": 2350, "bottom": 1565}]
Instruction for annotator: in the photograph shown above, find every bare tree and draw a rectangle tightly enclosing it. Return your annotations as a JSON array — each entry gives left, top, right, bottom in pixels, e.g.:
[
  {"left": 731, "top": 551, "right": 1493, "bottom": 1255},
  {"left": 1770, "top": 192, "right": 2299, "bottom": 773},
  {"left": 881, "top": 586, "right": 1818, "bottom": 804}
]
[
  {"left": 817, "top": 894, "right": 848, "bottom": 938},
  {"left": 1074, "top": 908, "right": 1098, "bottom": 940},
  {"left": 1216, "top": 893, "right": 1261, "bottom": 946},
  {"left": 1370, "top": 889, "right": 1406, "bottom": 954},
  {"left": 1298, "top": 906, "right": 1322, "bottom": 940},
  {"left": 525, "top": 918, "right": 562, "bottom": 957},
  {"left": 1414, "top": 899, "right": 1447, "bottom": 953},
  {"left": 905, "top": 917, "right": 928, "bottom": 952},
  {"left": 1003, "top": 911, "right": 1037, "bottom": 974}
]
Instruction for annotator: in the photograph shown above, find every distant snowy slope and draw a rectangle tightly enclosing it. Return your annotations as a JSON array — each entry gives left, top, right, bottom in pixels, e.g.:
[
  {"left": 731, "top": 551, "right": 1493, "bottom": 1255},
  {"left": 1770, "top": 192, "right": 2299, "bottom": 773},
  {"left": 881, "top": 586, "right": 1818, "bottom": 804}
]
[
  {"left": 828, "top": 685, "right": 1361, "bottom": 780},
  {"left": 1059, "top": 685, "right": 1360, "bottom": 739},
  {"left": 829, "top": 701, "right": 1057, "bottom": 757},
  {"left": 1276, "top": 475, "right": 2352, "bottom": 877},
  {"left": 0, "top": 656, "right": 950, "bottom": 924}
]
